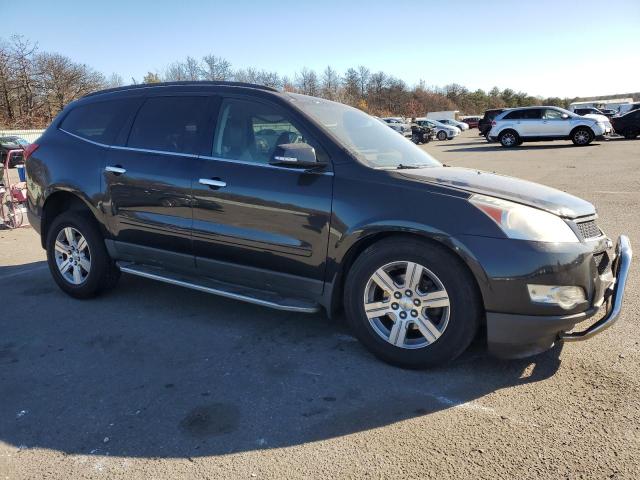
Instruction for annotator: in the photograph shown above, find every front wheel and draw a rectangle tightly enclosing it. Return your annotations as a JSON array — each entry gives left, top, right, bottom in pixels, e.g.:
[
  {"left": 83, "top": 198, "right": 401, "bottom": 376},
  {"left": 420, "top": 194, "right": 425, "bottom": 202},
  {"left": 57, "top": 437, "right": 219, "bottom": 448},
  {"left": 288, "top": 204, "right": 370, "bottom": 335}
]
[
  {"left": 344, "top": 238, "right": 481, "bottom": 368},
  {"left": 571, "top": 127, "right": 594, "bottom": 146},
  {"left": 624, "top": 127, "right": 639, "bottom": 140},
  {"left": 437, "top": 130, "right": 447, "bottom": 141},
  {"left": 46, "top": 212, "right": 120, "bottom": 298}
]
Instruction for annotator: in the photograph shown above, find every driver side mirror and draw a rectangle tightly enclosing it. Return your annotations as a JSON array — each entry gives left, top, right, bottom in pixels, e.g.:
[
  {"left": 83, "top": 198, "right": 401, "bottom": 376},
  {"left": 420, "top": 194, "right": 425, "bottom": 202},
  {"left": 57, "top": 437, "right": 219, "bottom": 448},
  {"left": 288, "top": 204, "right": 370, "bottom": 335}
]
[
  {"left": 561, "top": 113, "right": 570, "bottom": 120},
  {"left": 270, "top": 143, "right": 324, "bottom": 169}
]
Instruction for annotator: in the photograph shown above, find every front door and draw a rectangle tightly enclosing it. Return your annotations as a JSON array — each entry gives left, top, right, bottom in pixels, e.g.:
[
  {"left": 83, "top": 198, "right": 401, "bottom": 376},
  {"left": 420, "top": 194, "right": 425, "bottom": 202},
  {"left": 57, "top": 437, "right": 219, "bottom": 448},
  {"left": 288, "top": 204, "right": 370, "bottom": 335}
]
[
  {"left": 191, "top": 96, "right": 333, "bottom": 296},
  {"left": 539, "top": 108, "right": 572, "bottom": 137},
  {"left": 103, "top": 95, "right": 210, "bottom": 270}
]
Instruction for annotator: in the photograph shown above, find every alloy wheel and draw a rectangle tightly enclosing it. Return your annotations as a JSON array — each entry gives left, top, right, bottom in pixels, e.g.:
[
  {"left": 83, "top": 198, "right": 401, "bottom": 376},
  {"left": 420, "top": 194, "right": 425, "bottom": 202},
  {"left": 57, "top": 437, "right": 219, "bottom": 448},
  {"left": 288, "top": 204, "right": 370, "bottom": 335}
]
[
  {"left": 574, "top": 129, "right": 590, "bottom": 145},
  {"left": 501, "top": 132, "right": 516, "bottom": 147},
  {"left": 363, "top": 261, "right": 450, "bottom": 349},
  {"left": 54, "top": 227, "right": 91, "bottom": 285}
]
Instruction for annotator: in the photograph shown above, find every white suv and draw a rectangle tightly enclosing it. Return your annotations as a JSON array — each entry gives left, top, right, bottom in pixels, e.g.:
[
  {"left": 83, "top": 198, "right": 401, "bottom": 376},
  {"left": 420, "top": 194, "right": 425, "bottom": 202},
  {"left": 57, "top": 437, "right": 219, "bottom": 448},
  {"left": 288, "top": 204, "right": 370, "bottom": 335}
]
[{"left": 488, "top": 106, "right": 612, "bottom": 147}]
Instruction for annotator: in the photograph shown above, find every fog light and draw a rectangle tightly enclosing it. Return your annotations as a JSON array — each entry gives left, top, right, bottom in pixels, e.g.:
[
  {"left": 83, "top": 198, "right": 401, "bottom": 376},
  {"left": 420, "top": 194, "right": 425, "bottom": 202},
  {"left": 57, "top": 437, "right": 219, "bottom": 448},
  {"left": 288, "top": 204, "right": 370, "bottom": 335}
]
[{"left": 527, "top": 285, "right": 586, "bottom": 310}]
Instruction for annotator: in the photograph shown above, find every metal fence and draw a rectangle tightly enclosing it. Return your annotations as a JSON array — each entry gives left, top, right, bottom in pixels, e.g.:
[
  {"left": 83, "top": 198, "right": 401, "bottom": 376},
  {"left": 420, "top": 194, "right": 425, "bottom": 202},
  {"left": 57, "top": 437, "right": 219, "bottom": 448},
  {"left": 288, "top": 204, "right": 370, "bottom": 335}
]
[{"left": 0, "top": 129, "right": 45, "bottom": 143}]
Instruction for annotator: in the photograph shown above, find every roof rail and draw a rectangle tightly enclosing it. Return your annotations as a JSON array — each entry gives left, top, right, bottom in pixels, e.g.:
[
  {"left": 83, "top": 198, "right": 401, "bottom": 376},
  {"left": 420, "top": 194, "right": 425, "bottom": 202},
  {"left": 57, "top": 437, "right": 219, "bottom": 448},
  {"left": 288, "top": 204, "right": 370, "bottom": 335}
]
[{"left": 83, "top": 80, "right": 279, "bottom": 98}]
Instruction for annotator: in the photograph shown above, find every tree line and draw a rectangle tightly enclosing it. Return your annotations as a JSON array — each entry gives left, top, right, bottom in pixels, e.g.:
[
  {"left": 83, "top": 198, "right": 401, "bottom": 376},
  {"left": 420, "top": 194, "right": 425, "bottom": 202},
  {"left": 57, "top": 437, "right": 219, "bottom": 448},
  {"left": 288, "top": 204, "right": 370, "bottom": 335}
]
[{"left": 1, "top": 35, "right": 636, "bottom": 129}]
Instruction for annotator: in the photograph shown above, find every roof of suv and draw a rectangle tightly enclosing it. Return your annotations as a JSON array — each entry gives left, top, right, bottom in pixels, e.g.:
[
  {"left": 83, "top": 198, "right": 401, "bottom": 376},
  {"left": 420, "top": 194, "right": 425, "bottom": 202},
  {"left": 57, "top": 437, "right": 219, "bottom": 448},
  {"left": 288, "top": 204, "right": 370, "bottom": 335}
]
[{"left": 82, "top": 81, "right": 279, "bottom": 99}]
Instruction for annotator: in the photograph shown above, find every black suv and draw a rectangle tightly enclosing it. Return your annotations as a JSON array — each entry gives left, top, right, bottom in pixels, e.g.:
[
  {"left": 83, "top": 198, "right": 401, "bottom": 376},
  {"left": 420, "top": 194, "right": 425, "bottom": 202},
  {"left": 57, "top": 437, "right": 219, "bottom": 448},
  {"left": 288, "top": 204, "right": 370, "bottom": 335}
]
[
  {"left": 25, "top": 82, "right": 632, "bottom": 368},
  {"left": 478, "top": 109, "right": 505, "bottom": 139},
  {"left": 611, "top": 109, "right": 640, "bottom": 139}
]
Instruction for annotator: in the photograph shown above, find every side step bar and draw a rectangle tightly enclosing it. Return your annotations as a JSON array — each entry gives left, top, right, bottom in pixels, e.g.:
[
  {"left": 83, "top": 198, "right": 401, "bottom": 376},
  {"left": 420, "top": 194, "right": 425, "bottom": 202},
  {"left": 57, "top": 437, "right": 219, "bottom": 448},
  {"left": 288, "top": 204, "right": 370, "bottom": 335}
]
[{"left": 117, "top": 262, "right": 320, "bottom": 313}]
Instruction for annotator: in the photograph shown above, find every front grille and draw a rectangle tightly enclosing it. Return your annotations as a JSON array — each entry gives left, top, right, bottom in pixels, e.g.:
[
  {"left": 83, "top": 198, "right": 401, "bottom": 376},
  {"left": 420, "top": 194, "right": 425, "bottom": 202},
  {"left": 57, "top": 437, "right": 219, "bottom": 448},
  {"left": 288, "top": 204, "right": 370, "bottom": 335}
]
[
  {"left": 577, "top": 220, "right": 601, "bottom": 240},
  {"left": 593, "top": 252, "right": 611, "bottom": 275}
]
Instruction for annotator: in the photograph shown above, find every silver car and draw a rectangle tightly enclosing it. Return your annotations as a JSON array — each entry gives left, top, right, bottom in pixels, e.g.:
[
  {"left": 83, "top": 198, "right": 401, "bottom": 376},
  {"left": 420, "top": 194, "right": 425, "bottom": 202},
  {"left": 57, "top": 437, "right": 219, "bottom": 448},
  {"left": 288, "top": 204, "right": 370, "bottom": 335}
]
[
  {"left": 488, "top": 106, "right": 612, "bottom": 147},
  {"left": 415, "top": 118, "right": 460, "bottom": 140}
]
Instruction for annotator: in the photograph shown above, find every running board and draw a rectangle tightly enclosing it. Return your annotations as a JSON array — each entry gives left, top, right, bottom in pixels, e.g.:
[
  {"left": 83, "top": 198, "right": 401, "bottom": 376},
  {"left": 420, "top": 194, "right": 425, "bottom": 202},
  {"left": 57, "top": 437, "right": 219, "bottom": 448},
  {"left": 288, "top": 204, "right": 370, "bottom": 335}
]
[{"left": 117, "top": 262, "right": 320, "bottom": 313}]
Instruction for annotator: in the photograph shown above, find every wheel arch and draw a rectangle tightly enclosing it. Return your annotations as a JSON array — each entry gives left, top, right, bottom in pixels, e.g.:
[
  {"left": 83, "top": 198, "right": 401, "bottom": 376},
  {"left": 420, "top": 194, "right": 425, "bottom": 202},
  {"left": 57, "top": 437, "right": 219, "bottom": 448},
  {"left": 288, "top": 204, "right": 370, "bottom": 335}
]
[
  {"left": 40, "top": 189, "right": 102, "bottom": 249},
  {"left": 324, "top": 229, "right": 489, "bottom": 319}
]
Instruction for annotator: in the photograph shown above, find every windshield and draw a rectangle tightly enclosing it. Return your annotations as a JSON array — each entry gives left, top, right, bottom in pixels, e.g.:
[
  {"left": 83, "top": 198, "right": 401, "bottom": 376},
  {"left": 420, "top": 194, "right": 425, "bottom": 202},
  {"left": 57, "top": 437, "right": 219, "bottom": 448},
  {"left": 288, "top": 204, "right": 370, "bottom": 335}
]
[{"left": 288, "top": 93, "right": 440, "bottom": 169}]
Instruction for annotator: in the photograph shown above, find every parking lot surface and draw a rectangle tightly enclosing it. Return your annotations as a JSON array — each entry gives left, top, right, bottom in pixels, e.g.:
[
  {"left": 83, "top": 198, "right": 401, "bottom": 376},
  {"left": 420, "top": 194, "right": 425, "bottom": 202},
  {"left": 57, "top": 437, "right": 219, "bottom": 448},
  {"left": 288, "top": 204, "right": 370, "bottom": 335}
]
[{"left": 1, "top": 131, "right": 638, "bottom": 479}]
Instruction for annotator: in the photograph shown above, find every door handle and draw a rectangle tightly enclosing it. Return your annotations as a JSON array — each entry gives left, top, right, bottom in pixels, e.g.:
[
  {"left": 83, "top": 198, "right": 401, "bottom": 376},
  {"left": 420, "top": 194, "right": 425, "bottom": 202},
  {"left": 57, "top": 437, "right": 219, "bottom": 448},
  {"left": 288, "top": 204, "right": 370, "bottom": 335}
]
[
  {"left": 199, "top": 178, "right": 227, "bottom": 188},
  {"left": 105, "top": 166, "right": 126, "bottom": 175}
]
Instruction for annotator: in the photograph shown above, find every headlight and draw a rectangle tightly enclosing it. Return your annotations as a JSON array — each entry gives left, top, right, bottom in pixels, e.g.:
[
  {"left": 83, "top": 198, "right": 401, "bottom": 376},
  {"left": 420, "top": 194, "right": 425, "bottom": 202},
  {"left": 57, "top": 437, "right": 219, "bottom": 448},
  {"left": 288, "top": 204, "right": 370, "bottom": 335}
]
[{"left": 470, "top": 194, "right": 579, "bottom": 243}]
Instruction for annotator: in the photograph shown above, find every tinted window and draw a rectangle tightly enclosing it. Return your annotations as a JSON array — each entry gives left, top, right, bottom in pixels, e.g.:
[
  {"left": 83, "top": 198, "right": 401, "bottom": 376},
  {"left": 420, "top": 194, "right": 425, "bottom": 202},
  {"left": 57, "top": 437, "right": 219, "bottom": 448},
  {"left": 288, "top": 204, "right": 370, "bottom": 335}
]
[
  {"left": 213, "top": 98, "right": 310, "bottom": 165},
  {"left": 60, "top": 99, "right": 134, "bottom": 144},
  {"left": 503, "top": 110, "right": 522, "bottom": 120},
  {"left": 128, "top": 96, "right": 208, "bottom": 154}
]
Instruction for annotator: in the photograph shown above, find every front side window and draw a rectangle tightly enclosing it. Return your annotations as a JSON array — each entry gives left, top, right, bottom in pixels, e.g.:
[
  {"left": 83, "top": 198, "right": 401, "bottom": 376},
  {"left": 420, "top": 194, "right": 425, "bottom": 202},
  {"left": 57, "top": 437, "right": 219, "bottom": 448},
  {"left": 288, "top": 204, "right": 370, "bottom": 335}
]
[
  {"left": 288, "top": 93, "right": 440, "bottom": 169},
  {"left": 128, "top": 96, "right": 208, "bottom": 154},
  {"left": 543, "top": 109, "right": 564, "bottom": 120},
  {"left": 213, "top": 98, "right": 309, "bottom": 164},
  {"left": 60, "top": 99, "right": 135, "bottom": 144}
]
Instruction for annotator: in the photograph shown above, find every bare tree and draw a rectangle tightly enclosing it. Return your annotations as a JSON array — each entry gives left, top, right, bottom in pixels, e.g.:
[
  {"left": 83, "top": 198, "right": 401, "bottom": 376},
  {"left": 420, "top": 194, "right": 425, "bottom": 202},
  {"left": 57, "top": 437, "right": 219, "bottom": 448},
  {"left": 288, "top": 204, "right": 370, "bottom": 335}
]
[
  {"left": 295, "top": 67, "right": 319, "bottom": 96},
  {"left": 201, "top": 54, "right": 232, "bottom": 81},
  {"left": 357, "top": 65, "right": 370, "bottom": 98},
  {"left": 321, "top": 66, "right": 339, "bottom": 100}
]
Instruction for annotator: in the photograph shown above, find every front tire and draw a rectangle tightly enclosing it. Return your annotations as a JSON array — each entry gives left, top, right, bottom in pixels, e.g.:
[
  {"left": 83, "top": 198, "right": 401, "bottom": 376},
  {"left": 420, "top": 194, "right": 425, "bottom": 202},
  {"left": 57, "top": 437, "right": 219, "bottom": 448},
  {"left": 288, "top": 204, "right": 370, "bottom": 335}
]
[
  {"left": 46, "top": 212, "right": 120, "bottom": 299},
  {"left": 624, "top": 127, "right": 639, "bottom": 140},
  {"left": 437, "top": 130, "right": 447, "bottom": 141},
  {"left": 344, "top": 238, "right": 481, "bottom": 368},
  {"left": 571, "top": 127, "right": 594, "bottom": 146}
]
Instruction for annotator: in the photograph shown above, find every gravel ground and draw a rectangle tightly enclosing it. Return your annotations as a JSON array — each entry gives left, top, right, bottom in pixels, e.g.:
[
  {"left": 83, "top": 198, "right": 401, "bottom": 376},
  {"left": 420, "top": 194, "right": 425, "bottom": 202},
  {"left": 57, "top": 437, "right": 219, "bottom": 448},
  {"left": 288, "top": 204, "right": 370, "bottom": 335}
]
[{"left": 1, "top": 131, "right": 638, "bottom": 479}]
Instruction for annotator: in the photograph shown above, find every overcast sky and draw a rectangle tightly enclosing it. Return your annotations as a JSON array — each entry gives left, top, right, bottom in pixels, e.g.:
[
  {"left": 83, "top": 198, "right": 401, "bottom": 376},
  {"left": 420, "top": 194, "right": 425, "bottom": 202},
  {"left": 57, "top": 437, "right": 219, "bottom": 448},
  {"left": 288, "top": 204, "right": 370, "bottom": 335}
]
[{"left": 4, "top": 0, "right": 639, "bottom": 98}]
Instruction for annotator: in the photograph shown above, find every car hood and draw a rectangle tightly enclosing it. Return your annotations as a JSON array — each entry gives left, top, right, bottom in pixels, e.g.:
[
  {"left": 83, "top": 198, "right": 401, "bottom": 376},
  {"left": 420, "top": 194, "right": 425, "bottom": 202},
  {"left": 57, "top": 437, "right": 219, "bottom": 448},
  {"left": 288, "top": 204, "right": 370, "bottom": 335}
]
[
  {"left": 583, "top": 114, "right": 608, "bottom": 123},
  {"left": 399, "top": 166, "right": 595, "bottom": 218}
]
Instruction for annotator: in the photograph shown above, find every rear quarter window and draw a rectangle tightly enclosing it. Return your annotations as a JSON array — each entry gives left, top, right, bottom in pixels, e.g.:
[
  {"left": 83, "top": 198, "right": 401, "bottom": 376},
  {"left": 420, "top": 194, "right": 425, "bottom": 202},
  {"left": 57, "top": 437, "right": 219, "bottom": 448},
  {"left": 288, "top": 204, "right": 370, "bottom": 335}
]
[{"left": 60, "top": 99, "right": 136, "bottom": 144}]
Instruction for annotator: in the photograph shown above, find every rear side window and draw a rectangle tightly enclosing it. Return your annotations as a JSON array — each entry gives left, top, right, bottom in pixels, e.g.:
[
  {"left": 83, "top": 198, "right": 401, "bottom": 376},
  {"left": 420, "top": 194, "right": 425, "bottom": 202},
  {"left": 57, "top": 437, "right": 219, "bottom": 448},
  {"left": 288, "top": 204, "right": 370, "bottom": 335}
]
[
  {"left": 60, "top": 99, "right": 135, "bottom": 144},
  {"left": 503, "top": 110, "right": 523, "bottom": 120},
  {"left": 127, "top": 96, "right": 208, "bottom": 154}
]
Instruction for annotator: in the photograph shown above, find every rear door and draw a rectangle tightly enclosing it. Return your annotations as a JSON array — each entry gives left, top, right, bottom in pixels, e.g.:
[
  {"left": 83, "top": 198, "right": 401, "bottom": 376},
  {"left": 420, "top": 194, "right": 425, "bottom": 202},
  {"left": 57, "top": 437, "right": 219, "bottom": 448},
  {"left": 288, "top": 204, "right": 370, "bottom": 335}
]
[
  {"left": 516, "top": 109, "right": 543, "bottom": 137},
  {"left": 102, "top": 94, "right": 211, "bottom": 270},
  {"left": 190, "top": 95, "right": 334, "bottom": 296}
]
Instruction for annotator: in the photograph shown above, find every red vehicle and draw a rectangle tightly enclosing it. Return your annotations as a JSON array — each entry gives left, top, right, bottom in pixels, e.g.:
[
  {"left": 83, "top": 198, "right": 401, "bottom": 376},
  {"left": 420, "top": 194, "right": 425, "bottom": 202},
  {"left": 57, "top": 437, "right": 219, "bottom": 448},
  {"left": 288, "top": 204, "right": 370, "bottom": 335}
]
[{"left": 462, "top": 116, "right": 480, "bottom": 128}]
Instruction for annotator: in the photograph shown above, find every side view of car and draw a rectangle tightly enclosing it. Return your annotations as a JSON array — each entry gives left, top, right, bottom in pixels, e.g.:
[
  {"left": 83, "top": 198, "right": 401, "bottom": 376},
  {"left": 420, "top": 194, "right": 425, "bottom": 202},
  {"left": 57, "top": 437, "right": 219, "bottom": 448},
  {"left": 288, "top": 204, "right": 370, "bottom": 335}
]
[
  {"left": 478, "top": 109, "right": 505, "bottom": 139},
  {"left": 25, "top": 81, "right": 632, "bottom": 369},
  {"left": 611, "top": 109, "right": 640, "bottom": 139},
  {"left": 436, "top": 118, "right": 469, "bottom": 131},
  {"left": 488, "top": 106, "right": 612, "bottom": 147},
  {"left": 414, "top": 118, "right": 460, "bottom": 140},
  {"left": 382, "top": 117, "right": 411, "bottom": 135},
  {"left": 0, "top": 137, "right": 27, "bottom": 168},
  {"left": 462, "top": 116, "right": 480, "bottom": 128}
]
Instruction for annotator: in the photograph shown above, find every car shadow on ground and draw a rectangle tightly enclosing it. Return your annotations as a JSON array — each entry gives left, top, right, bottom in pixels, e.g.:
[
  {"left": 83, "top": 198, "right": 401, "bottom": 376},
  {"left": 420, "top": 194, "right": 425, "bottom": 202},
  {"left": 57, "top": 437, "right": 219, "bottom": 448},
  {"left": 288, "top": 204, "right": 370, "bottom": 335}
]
[{"left": 1, "top": 261, "right": 563, "bottom": 459}]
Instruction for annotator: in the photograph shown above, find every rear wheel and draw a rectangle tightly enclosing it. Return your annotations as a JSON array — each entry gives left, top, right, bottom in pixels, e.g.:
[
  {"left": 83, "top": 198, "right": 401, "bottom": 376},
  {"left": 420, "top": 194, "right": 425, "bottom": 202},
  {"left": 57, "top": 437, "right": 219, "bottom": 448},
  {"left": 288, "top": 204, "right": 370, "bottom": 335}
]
[
  {"left": 46, "top": 212, "right": 120, "bottom": 298},
  {"left": 344, "top": 238, "right": 481, "bottom": 368},
  {"left": 571, "top": 127, "right": 594, "bottom": 146},
  {"left": 499, "top": 130, "right": 519, "bottom": 148}
]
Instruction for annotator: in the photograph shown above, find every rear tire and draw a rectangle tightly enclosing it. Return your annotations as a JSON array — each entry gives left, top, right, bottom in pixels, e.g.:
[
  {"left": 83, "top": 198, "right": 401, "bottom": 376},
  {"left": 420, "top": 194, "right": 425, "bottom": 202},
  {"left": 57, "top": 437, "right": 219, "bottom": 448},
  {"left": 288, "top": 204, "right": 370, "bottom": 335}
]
[
  {"left": 571, "top": 127, "right": 594, "bottom": 146},
  {"left": 344, "top": 238, "right": 482, "bottom": 368},
  {"left": 46, "top": 212, "right": 120, "bottom": 299},
  {"left": 499, "top": 130, "right": 519, "bottom": 148}
]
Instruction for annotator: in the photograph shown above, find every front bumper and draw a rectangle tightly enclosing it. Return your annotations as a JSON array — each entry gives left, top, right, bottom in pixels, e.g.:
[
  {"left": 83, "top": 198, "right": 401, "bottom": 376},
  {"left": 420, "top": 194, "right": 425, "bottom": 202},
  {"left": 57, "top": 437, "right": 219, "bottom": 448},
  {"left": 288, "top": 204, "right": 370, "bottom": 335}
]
[{"left": 487, "top": 235, "right": 632, "bottom": 358}]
